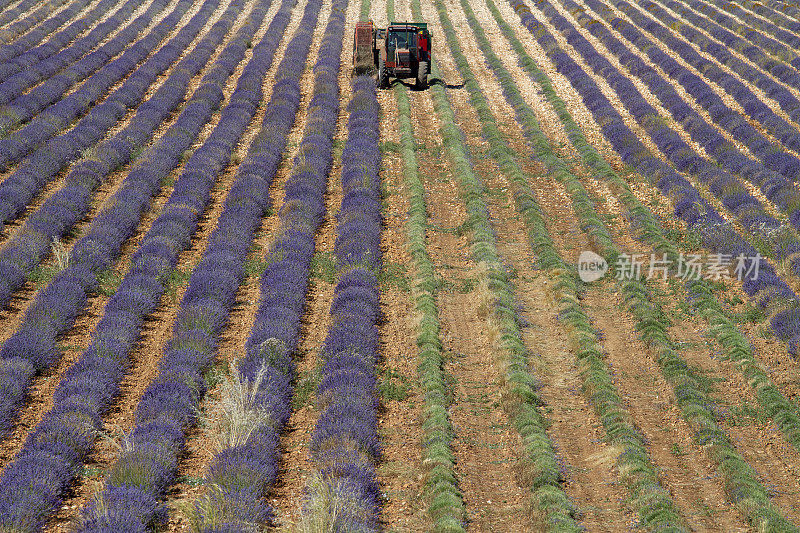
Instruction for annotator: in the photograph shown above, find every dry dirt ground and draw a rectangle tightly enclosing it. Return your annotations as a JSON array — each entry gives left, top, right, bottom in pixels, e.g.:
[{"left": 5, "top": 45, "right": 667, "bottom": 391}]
[{"left": 1, "top": 0, "right": 800, "bottom": 530}]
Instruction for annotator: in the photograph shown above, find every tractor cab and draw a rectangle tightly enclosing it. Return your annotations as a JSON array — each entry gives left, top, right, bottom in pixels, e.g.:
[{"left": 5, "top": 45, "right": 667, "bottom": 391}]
[{"left": 386, "top": 24, "right": 417, "bottom": 78}]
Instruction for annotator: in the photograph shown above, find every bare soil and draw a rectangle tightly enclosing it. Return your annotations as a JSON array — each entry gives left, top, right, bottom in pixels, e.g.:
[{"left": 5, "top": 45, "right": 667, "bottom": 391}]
[{"left": 1, "top": 0, "right": 800, "bottom": 531}]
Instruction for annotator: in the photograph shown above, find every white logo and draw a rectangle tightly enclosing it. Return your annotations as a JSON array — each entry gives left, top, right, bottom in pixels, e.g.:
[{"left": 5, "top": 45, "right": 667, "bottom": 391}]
[{"left": 578, "top": 251, "right": 608, "bottom": 282}]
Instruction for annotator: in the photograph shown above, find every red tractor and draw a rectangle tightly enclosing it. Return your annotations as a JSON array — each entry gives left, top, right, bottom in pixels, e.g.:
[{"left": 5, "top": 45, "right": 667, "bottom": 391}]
[{"left": 353, "top": 20, "right": 431, "bottom": 89}]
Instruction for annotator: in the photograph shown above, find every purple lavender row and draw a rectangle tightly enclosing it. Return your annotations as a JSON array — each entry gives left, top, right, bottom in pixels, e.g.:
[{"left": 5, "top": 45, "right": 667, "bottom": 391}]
[
  {"left": 550, "top": 0, "right": 800, "bottom": 268},
  {"left": 0, "top": 0, "right": 198, "bottom": 243},
  {"left": 632, "top": 0, "right": 800, "bottom": 128},
  {"left": 304, "top": 74, "right": 381, "bottom": 532},
  {"left": 573, "top": 0, "right": 800, "bottom": 173},
  {"left": 0, "top": 0, "right": 251, "bottom": 437},
  {"left": 507, "top": 0, "right": 800, "bottom": 349},
  {"left": 0, "top": 0, "right": 173, "bottom": 165},
  {"left": 0, "top": 0, "right": 190, "bottom": 165},
  {"left": 688, "top": 0, "right": 800, "bottom": 64},
  {"left": 756, "top": 0, "right": 800, "bottom": 21},
  {"left": 0, "top": 0, "right": 222, "bottom": 302},
  {"left": 0, "top": 0, "right": 97, "bottom": 67},
  {"left": 0, "top": 0, "right": 18, "bottom": 19},
  {"left": 0, "top": 0, "right": 163, "bottom": 113},
  {"left": 0, "top": 0, "right": 125, "bottom": 82},
  {"left": 619, "top": 0, "right": 800, "bottom": 168},
  {"left": 735, "top": 0, "right": 800, "bottom": 32},
  {"left": 0, "top": 0, "right": 72, "bottom": 42},
  {"left": 632, "top": 0, "right": 800, "bottom": 127},
  {"left": 183, "top": 2, "right": 346, "bottom": 529},
  {"left": 570, "top": 0, "right": 800, "bottom": 261},
  {"left": 0, "top": 0, "right": 203, "bottom": 307},
  {"left": 76, "top": 1, "right": 330, "bottom": 528},
  {"left": 569, "top": 0, "right": 800, "bottom": 338},
  {"left": 0, "top": 1, "right": 295, "bottom": 528},
  {"left": 553, "top": 0, "right": 800, "bottom": 261},
  {"left": 0, "top": 0, "right": 167, "bottom": 139}
]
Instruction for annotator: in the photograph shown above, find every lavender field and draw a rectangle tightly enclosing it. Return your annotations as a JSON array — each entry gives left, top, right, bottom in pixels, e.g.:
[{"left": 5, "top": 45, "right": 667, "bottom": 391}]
[{"left": 0, "top": 0, "right": 800, "bottom": 530}]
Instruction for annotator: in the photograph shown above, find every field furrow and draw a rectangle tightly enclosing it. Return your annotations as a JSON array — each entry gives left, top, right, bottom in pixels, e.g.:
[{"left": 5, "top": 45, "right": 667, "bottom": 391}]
[{"left": 1, "top": 0, "right": 800, "bottom": 530}]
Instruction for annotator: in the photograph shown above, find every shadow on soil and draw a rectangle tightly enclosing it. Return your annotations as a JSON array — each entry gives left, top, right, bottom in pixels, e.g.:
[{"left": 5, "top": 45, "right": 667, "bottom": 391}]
[{"left": 391, "top": 78, "right": 465, "bottom": 90}]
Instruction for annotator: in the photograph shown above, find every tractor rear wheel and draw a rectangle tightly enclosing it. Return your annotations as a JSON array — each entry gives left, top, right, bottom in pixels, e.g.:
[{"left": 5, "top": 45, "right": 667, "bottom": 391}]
[{"left": 417, "top": 60, "right": 429, "bottom": 89}]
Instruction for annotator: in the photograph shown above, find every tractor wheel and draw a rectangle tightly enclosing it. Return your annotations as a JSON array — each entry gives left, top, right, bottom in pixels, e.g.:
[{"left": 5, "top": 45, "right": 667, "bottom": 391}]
[
  {"left": 417, "top": 60, "right": 429, "bottom": 89},
  {"left": 377, "top": 57, "right": 388, "bottom": 88}
]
